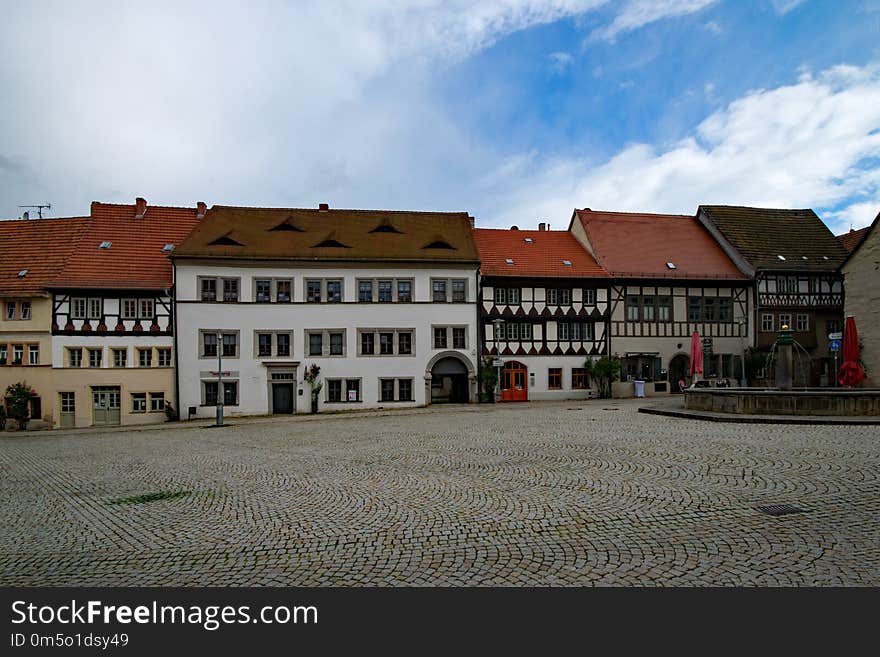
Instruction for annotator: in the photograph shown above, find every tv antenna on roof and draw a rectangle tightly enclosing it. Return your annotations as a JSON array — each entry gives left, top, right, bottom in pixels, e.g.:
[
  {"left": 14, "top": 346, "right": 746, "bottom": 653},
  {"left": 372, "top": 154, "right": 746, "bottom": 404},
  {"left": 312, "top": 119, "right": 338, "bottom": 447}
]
[{"left": 18, "top": 203, "right": 51, "bottom": 219}]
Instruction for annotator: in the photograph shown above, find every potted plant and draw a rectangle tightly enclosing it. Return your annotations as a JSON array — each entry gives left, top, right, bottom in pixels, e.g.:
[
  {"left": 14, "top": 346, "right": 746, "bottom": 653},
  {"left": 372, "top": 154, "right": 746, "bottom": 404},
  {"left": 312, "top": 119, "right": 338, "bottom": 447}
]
[
  {"left": 303, "top": 363, "right": 323, "bottom": 413},
  {"left": 5, "top": 382, "right": 36, "bottom": 430}
]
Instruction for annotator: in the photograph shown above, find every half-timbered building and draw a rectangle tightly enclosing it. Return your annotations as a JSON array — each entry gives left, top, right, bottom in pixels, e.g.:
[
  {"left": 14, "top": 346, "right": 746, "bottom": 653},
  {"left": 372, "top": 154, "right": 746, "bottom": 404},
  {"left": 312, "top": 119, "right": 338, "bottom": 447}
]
[
  {"left": 47, "top": 198, "right": 201, "bottom": 427},
  {"left": 473, "top": 226, "right": 610, "bottom": 401},
  {"left": 571, "top": 209, "right": 752, "bottom": 394},
  {"left": 697, "top": 206, "right": 848, "bottom": 386},
  {"left": 172, "top": 204, "right": 480, "bottom": 417}
]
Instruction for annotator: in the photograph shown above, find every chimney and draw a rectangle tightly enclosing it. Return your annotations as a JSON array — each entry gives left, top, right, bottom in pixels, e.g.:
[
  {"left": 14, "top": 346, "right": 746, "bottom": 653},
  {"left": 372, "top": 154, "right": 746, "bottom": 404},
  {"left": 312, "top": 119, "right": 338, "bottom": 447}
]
[
  {"left": 196, "top": 201, "right": 207, "bottom": 219},
  {"left": 538, "top": 222, "right": 546, "bottom": 231},
  {"left": 318, "top": 203, "right": 329, "bottom": 212},
  {"left": 134, "top": 197, "right": 147, "bottom": 219},
  {"left": 468, "top": 215, "right": 475, "bottom": 228}
]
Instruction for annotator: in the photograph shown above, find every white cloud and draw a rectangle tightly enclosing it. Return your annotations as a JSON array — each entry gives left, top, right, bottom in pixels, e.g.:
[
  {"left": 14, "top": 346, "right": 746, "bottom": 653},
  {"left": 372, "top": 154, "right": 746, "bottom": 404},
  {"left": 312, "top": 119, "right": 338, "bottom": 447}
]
[
  {"left": 479, "top": 63, "right": 880, "bottom": 232},
  {"left": 703, "top": 20, "right": 722, "bottom": 33},
  {"left": 549, "top": 51, "right": 575, "bottom": 73},
  {"left": 590, "top": 0, "right": 718, "bottom": 42},
  {"left": 770, "top": 0, "right": 807, "bottom": 15}
]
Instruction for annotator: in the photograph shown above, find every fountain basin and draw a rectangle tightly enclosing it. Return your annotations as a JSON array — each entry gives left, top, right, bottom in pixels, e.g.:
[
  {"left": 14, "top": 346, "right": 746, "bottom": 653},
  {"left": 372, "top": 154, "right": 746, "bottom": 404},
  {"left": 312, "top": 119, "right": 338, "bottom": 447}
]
[{"left": 684, "top": 388, "right": 880, "bottom": 416}]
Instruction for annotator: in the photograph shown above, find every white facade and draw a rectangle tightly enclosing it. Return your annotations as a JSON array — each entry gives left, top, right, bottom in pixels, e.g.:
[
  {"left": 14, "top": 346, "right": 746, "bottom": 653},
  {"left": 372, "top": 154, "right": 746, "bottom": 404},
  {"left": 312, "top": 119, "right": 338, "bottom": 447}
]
[{"left": 174, "top": 263, "right": 479, "bottom": 417}]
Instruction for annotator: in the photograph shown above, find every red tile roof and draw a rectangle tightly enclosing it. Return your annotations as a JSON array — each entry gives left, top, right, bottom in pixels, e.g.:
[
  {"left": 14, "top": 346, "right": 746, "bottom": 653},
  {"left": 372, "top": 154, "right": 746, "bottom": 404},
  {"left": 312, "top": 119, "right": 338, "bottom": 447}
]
[
  {"left": 0, "top": 216, "right": 90, "bottom": 296},
  {"left": 53, "top": 201, "right": 201, "bottom": 290},
  {"left": 474, "top": 228, "right": 608, "bottom": 278},
  {"left": 573, "top": 209, "right": 747, "bottom": 280},
  {"left": 837, "top": 226, "right": 870, "bottom": 253}
]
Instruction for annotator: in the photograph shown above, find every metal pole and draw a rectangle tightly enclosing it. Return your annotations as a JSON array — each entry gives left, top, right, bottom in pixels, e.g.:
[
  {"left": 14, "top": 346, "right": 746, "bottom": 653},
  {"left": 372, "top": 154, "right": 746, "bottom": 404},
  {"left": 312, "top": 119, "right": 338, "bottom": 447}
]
[
  {"left": 492, "top": 318, "right": 504, "bottom": 403},
  {"left": 216, "top": 331, "right": 224, "bottom": 426},
  {"left": 739, "top": 317, "right": 747, "bottom": 387}
]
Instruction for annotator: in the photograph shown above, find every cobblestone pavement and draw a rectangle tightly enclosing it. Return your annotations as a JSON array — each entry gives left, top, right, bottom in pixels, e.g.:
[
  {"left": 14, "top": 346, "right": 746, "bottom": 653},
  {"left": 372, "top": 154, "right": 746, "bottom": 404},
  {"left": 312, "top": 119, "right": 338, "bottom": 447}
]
[{"left": 1, "top": 400, "right": 878, "bottom": 586}]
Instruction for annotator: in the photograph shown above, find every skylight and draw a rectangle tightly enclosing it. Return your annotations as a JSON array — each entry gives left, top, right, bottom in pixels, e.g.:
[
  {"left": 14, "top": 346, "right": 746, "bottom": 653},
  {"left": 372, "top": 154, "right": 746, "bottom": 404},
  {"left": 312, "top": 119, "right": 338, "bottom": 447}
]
[
  {"left": 99, "top": 241, "right": 112, "bottom": 249},
  {"left": 777, "top": 255, "right": 786, "bottom": 261},
  {"left": 801, "top": 255, "right": 808, "bottom": 260},
  {"left": 505, "top": 258, "right": 514, "bottom": 265},
  {"left": 524, "top": 238, "right": 533, "bottom": 243},
  {"left": 162, "top": 244, "right": 175, "bottom": 252},
  {"left": 823, "top": 256, "right": 829, "bottom": 260},
  {"left": 562, "top": 260, "right": 572, "bottom": 266},
  {"left": 17, "top": 269, "right": 28, "bottom": 277},
  {"left": 666, "top": 262, "right": 676, "bottom": 269}
]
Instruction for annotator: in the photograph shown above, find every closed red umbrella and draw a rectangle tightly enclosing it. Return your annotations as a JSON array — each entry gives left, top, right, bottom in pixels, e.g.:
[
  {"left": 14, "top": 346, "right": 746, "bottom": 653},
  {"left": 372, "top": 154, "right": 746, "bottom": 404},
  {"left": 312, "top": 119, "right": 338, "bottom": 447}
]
[
  {"left": 838, "top": 316, "right": 866, "bottom": 387},
  {"left": 689, "top": 331, "right": 703, "bottom": 379}
]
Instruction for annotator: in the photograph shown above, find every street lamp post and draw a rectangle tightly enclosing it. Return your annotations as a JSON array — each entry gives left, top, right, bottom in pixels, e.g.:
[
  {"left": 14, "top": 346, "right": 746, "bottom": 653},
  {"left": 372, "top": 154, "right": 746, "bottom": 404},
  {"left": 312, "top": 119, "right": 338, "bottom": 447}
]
[
  {"left": 737, "top": 316, "right": 748, "bottom": 387},
  {"left": 492, "top": 318, "right": 505, "bottom": 402},
  {"left": 215, "top": 331, "right": 224, "bottom": 427}
]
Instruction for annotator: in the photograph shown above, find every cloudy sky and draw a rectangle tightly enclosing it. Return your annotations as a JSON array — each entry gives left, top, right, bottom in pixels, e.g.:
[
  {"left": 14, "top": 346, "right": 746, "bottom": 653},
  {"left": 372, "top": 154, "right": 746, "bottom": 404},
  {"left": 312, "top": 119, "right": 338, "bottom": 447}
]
[{"left": 1, "top": 0, "right": 879, "bottom": 232}]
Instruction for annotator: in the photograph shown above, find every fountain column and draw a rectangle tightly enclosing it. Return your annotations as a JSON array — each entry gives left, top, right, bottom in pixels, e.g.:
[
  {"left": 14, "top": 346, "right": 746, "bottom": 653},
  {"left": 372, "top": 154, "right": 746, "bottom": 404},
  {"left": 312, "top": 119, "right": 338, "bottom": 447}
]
[{"left": 776, "top": 324, "right": 794, "bottom": 391}]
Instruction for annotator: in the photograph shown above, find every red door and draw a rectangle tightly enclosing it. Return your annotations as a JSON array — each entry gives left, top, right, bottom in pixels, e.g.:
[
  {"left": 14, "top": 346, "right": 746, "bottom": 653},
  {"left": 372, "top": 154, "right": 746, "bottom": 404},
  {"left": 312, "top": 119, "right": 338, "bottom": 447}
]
[{"left": 501, "top": 361, "right": 528, "bottom": 402}]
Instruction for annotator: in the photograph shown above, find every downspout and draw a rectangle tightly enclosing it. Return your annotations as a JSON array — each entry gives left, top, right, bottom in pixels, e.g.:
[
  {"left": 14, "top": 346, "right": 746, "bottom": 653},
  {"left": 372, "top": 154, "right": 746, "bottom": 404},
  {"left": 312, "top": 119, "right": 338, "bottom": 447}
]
[
  {"left": 475, "top": 264, "right": 481, "bottom": 403},
  {"left": 172, "top": 259, "right": 181, "bottom": 421}
]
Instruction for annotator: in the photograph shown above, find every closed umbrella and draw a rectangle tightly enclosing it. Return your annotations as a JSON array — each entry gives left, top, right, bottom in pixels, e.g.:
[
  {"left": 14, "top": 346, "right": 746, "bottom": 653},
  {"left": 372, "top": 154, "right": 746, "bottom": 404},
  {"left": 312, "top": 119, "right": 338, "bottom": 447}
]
[
  {"left": 689, "top": 331, "right": 703, "bottom": 382},
  {"left": 838, "top": 316, "right": 866, "bottom": 387}
]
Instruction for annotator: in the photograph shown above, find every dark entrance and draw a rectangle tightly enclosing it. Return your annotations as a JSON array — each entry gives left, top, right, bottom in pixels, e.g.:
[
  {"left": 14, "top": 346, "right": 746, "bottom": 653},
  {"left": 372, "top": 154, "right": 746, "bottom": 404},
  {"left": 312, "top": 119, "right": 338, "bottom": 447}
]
[
  {"left": 669, "top": 354, "right": 690, "bottom": 392},
  {"left": 272, "top": 383, "right": 294, "bottom": 414},
  {"left": 431, "top": 356, "right": 469, "bottom": 403}
]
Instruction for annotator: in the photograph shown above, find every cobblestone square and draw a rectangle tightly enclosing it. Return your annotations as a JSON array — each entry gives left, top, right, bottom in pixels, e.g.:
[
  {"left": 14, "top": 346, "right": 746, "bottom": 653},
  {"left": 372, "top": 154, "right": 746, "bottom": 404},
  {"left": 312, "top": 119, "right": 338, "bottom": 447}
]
[{"left": 1, "top": 401, "right": 877, "bottom": 586}]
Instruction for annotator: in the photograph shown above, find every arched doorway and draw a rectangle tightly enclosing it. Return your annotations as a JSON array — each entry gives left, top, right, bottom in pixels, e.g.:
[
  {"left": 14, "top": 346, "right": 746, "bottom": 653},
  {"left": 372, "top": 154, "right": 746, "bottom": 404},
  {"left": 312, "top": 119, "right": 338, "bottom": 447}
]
[
  {"left": 430, "top": 356, "right": 470, "bottom": 403},
  {"left": 669, "top": 354, "right": 690, "bottom": 392},
  {"left": 501, "top": 361, "right": 528, "bottom": 402}
]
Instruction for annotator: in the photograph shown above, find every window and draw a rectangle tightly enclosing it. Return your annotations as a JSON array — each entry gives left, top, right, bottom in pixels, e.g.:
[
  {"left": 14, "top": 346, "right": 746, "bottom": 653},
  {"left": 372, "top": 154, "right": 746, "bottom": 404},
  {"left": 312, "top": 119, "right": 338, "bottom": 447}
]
[
  {"left": 329, "top": 332, "right": 344, "bottom": 355},
  {"left": 548, "top": 368, "right": 562, "bottom": 389},
  {"left": 137, "top": 298, "right": 153, "bottom": 320},
  {"left": 28, "top": 345, "right": 38, "bottom": 365},
  {"left": 703, "top": 298, "right": 717, "bottom": 322},
  {"left": 494, "top": 287, "right": 520, "bottom": 305},
  {"left": 547, "top": 289, "right": 570, "bottom": 306},
  {"left": 380, "top": 378, "right": 413, "bottom": 402},
  {"left": 507, "top": 323, "right": 519, "bottom": 341},
  {"left": 326, "top": 280, "right": 342, "bottom": 303},
  {"left": 203, "top": 333, "right": 218, "bottom": 357},
  {"left": 60, "top": 392, "right": 75, "bottom": 414},
  {"left": 583, "top": 289, "right": 596, "bottom": 305},
  {"left": 258, "top": 333, "right": 272, "bottom": 357},
  {"left": 276, "top": 280, "right": 292, "bottom": 303},
  {"left": 157, "top": 348, "right": 172, "bottom": 367},
  {"left": 381, "top": 379, "right": 395, "bottom": 402},
  {"left": 222, "top": 278, "right": 239, "bottom": 302},
  {"left": 398, "top": 379, "right": 413, "bottom": 401},
  {"left": 360, "top": 332, "right": 375, "bottom": 355},
  {"left": 718, "top": 298, "right": 732, "bottom": 322},
  {"left": 88, "top": 298, "right": 102, "bottom": 319},
  {"left": 138, "top": 348, "right": 152, "bottom": 367},
  {"left": 71, "top": 298, "right": 87, "bottom": 319},
  {"left": 68, "top": 348, "right": 82, "bottom": 368},
  {"left": 779, "top": 314, "right": 792, "bottom": 330},
  {"left": 255, "top": 279, "right": 271, "bottom": 302},
  {"left": 222, "top": 333, "right": 237, "bottom": 357},
  {"left": 150, "top": 393, "right": 165, "bottom": 412},
  {"left": 88, "top": 348, "right": 102, "bottom": 368},
  {"left": 223, "top": 381, "right": 238, "bottom": 406},
  {"left": 122, "top": 299, "right": 138, "bottom": 319},
  {"left": 378, "top": 280, "right": 393, "bottom": 303},
  {"left": 572, "top": 368, "right": 589, "bottom": 389},
  {"left": 826, "top": 319, "right": 840, "bottom": 335},
  {"left": 345, "top": 379, "right": 360, "bottom": 402},
  {"left": 433, "top": 327, "right": 447, "bottom": 349},
  {"left": 688, "top": 297, "right": 702, "bottom": 322},
  {"left": 379, "top": 332, "right": 394, "bottom": 355},
  {"left": 557, "top": 322, "right": 569, "bottom": 340},
  {"left": 5, "top": 302, "right": 15, "bottom": 320},
  {"left": 328, "top": 380, "right": 342, "bottom": 402},
  {"left": 132, "top": 393, "right": 147, "bottom": 413},
  {"left": 0, "top": 344, "right": 6, "bottom": 363},
  {"left": 200, "top": 278, "right": 217, "bottom": 301},
  {"left": 782, "top": 276, "right": 798, "bottom": 293},
  {"left": 307, "top": 280, "right": 322, "bottom": 303},
  {"left": 762, "top": 314, "right": 774, "bottom": 332},
  {"left": 12, "top": 345, "right": 23, "bottom": 364},
  {"left": 494, "top": 288, "right": 507, "bottom": 305},
  {"left": 796, "top": 313, "right": 809, "bottom": 332},
  {"left": 309, "top": 333, "right": 323, "bottom": 356},
  {"left": 452, "top": 327, "right": 466, "bottom": 349},
  {"left": 397, "top": 281, "right": 412, "bottom": 303},
  {"left": 20, "top": 302, "right": 30, "bottom": 320},
  {"left": 451, "top": 280, "right": 466, "bottom": 302},
  {"left": 642, "top": 296, "right": 655, "bottom": 321},
  {"left": 433, "top": 280, "right": 447, "bottom": 303},
  {"left": 276, "top": 334, "right": 290, "bottom": 357},
  {"left": 398, "top": 331, "right": 412, "bottom": 354},
  {"left": 626, "top": 296, "right": 640, "bottom": 321},
  {"left": 658, "top": 297, "right": 671, "bottom": 322},
  {"left": 520, "top": 323, "right": 533, "bottom": 340},
  {"left": 358, "top": 280, "right": 373, "bottom": 302},
  {"left": 112, "top": 349, "right": 127, "bottom": 368},
  {"left": 204, "top": 382, "right": 219, "bottom": 406}
]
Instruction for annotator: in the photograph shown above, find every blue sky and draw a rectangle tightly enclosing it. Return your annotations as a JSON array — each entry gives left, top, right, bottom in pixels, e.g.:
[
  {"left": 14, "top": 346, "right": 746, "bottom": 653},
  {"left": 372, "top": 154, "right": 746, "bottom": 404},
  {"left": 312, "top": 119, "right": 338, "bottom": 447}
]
[{"left": 1, "top": 1, "right": 879, "bottom": 232}]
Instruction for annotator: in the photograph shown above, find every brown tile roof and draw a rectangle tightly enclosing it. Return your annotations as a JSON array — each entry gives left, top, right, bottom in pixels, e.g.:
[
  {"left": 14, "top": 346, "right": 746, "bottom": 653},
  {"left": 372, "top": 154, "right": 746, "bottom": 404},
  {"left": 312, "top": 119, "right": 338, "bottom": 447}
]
[
  {"left": 474, "top": 228, "right": 608, "bottom": 278},
  {"left": 53, "top": 201, "right": 201, "bottom": 290},
  {"left": 837, "top": 226, "right": 870, "bottom": 253},
  {"left": 0, "top": 216, "right": 90, "bottom": 296},
  {"left": 573, "top": 209, "right": 747, "bottom": 280},
  {"left": 173, "top": 206, "right": 479, "bottom": 263},
  {"left": 698, "top": 205, "right": 848, "bottom": 271}
]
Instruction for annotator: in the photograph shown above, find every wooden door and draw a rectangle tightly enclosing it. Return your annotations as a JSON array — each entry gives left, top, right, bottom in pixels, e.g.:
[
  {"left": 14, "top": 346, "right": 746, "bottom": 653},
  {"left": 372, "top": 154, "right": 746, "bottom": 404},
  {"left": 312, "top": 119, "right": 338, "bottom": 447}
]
[{"left": 501, "top": 361, "right": 528, "bottom": 402}]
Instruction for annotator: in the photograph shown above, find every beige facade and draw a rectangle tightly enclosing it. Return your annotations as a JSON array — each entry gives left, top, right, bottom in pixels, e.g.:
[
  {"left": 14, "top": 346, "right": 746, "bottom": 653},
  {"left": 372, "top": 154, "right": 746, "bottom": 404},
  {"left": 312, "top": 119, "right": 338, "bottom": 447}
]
[
  {"left": 842, "top": 219, "right": 880, "bottom": 387},
  {"left": 0, "top": 295, "right": 55, "bottom": 423}
]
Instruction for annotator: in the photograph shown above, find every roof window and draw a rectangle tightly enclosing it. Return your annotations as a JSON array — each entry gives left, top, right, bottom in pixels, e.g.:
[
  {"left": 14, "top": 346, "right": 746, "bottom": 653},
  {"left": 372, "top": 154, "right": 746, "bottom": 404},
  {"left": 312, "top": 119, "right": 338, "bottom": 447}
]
[
  {"left": 17, "top": 269, "right": 28, "bottom": 277},
  {"left": 666, "top": 262, "right": 676, "bottom": 269},
  {"left": 801, "top": 255, "right": 808, "bottom": 260},
  {"left": 777, "top": 255, "right": 786, "bottom": 261},
  {"left": 162, "top": 244, "right": 175, "bottom": 252},
  {"left": 562, "top": 260, "right": 572, "bottom": 266},
  {"left": 505, "top": 258, "right": 515, "bottom": 265},
  {"left": 99, "top": 241, "right": 112, "bottom": 249}
]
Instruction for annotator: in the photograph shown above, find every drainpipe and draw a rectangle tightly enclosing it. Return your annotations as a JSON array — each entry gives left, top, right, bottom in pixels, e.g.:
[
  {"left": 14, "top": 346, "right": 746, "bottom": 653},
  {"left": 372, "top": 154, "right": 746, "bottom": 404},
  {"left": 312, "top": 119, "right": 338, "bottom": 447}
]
[{"left": 172, "top": 260, "right": 181, "bottom": 421}]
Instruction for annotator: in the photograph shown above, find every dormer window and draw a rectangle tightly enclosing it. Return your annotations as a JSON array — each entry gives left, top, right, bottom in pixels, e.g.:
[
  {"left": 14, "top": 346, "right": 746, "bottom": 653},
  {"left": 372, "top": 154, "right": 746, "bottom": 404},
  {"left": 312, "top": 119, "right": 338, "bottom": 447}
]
[
  {"left": 369, "top": 223, "right": 403, "bottom": 234},
  {"left": 269, "top": 218, "right": 305, "bottom": 232},
  {"left": 312, "top": 239, "right": 350, "bottom": 248},
  {"left": 423, "top": 240, "right": 455, "bottom": 250},
  {"left": 208, "top": 235, "right": 244, "bottom": 247}
]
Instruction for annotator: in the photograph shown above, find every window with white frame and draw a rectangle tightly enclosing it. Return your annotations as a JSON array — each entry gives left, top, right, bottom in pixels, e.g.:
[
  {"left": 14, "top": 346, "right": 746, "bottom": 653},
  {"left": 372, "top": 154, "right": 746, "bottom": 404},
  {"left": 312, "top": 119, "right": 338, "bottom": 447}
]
[
  {"left": 358, "top": 329, "right": 414, "bottom": 356},
  {"left": 132, "top": 392, "right": 147, "bottom": 413},
  {"left": 12, "top": 345, "right": 23, "bottom": 364},
  {"left": 494, "top": 287, "right": 520, "bottom": 305},
  {"left": 200, "top": 331, "right": 239, "bottom": 358},
  {"left": 255, "top": 331, "right": 294, "bottom": 358},
  {"left": 305, "top": 330, "right": 345, "bottom": 356},
  {"left": 70, "top": 298, "right": 87, "bottom": 319},
  {"left": 68, "top": 348, "right": 83, "bottom": 368},
  {"left": 796, "top": 313, "right": 809, "bottom": 332},
  {"left": 88, "top": 348, "right": 102, "bottom": 368},
  {"left": 547, "top": 288, "right": 571, "bottom": 306},
  {"left": 121, "top": 299, "right": 138, "bottom": 319},
  {"left": 779, "top": 313, "right": 792, "bottom": 330},
  {"left": 149, "top": 392, "right": 165, "bottom": 412},
  {"left": 88, "top": 298, "right": 102, "bottom": 319},
  {"left": 582, "top": 288, "right": 596, "bottom": 305},
  {"left": 28, "top": 345, "right": 38, "bottom": 365},
  {"left": 761, "top": 314, "right": 774, "bottom": 332},
  {"left": 433, "top": 326, "right": 447, "bottom": 349},
  {"left": 157, "top": 348, "right": 172, "bottom": 367},
  {"left": 139, "top": 298, "right": 154, "bottom": 320},
  {"left": 4, "top": 302, "right": 15, "bottom": 320},
  {"left": 20, "top": 302, "right": 31, "bottom": 320},
  {"left": 112, "top": 348, "right": 127, "bottom": 368},
  {"left": 379, "top": 378, "right": 414, "bottom": 402},
  {"left": 138, "top": 348, "right": 152, "bottom": 367}
]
